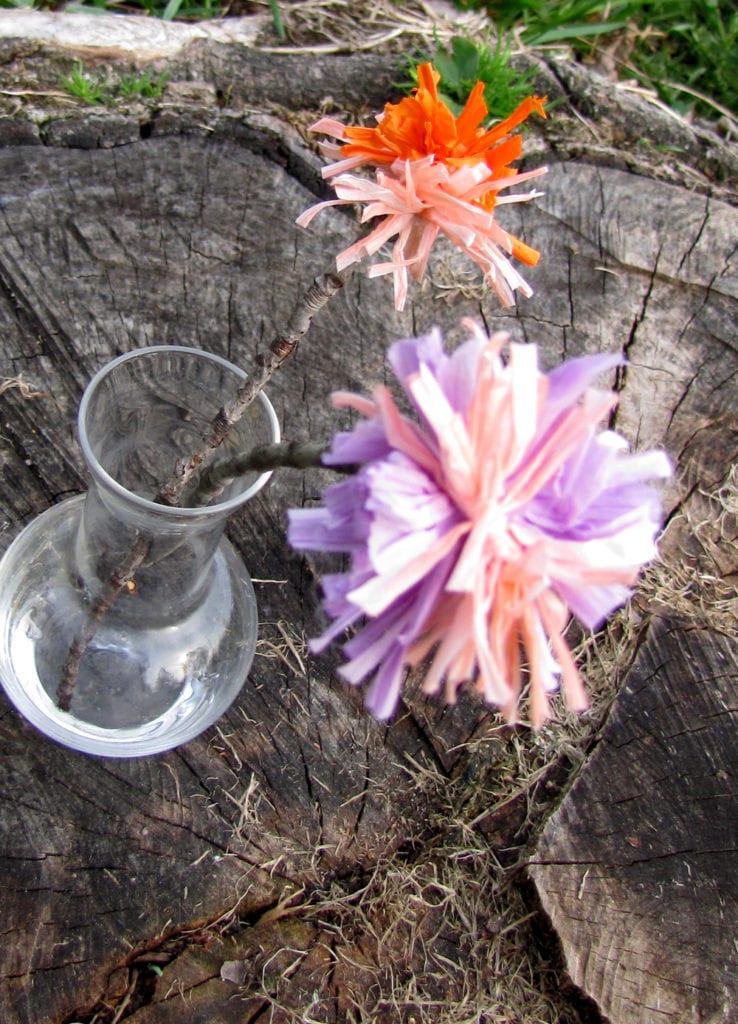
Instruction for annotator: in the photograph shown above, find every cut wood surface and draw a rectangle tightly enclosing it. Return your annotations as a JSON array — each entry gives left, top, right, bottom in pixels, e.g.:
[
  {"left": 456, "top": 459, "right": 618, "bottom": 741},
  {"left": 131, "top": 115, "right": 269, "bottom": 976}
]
[
  {"left": 529, "top": 618, "right": 738, "bottom": 1024},
  {"left": 0, "top": 15, "right": 736, "bottom": 1024}
]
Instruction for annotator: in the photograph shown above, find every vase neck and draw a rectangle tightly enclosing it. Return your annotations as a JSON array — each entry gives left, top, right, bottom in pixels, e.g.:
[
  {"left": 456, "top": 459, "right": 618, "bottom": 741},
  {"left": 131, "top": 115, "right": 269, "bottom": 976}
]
[
  {"left": 75, "top": 481, "right": 232, "bottom": 622},
  {"left": 71, "top": 346, "right": 280, "bottom": 621}
]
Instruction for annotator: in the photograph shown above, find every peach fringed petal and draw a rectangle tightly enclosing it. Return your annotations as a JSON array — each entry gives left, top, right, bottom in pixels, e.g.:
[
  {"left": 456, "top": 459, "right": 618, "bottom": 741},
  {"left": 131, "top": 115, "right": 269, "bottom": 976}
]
[
  {"left": 287, "top": 325, "right": 670, "bottom": 725},
  {"left": 297, "top": 157, "right": 547, "bottom": 311}
]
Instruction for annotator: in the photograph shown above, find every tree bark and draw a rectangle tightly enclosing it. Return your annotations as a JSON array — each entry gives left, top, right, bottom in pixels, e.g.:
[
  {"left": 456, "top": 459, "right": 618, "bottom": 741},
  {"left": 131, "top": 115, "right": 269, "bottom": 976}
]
[{"left": 0, "top": 17, "right": 735, "bottom": 1024}]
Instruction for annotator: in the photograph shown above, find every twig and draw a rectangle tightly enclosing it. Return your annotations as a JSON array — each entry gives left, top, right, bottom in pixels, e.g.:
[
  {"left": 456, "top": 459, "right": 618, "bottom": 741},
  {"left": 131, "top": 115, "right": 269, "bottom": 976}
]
[
  {"left": 56, "top": 268, "right": 350, "bottom": 710},
  {"left": 56, "top": 534, "right": 150, "bottom": 711},
  {"left": 189, "top": 439, "right": 357, "bottom": 505},
  {"left": 155, "top": 268, "right": 351, "bottom": 507}
]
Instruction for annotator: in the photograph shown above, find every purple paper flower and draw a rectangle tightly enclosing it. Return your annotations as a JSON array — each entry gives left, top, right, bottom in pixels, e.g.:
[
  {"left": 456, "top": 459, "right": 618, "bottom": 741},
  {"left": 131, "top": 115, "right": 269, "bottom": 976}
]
[{"left": 288, "top": 324, "right": 671, "bottom": 726}]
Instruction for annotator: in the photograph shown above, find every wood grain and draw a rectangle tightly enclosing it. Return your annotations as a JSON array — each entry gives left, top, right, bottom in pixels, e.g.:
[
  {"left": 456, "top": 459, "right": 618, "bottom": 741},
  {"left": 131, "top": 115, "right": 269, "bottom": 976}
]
[
  {"left": 0, "top": 37, "right": 735, "bottom": 1024},
  {"left": 529, "top": 618, "right": 738, "bottom": 1024}
]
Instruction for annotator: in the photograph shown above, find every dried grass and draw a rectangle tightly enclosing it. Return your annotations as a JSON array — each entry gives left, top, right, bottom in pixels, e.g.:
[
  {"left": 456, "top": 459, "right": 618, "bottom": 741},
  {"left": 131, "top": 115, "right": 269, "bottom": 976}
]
[
  {"left": 206, "top": 611, "right": 639, "bottom": 1021},
  {"left": 303, "top": 854, "right": 577, "bottom": 1023},
  {"left": 0, "top": 375, "right": 47, "bottom": 399},
  {"left": 255, "top": 618, "right": 310, "bottom": 678},
  {"left": 215, "top": 469, "right": 738, "bottom": 1023},
  {"left": 425, "top": 245, "right": 489, "bottom": 305},
  {"left": 642, "top": 463, "right": 738, "bottom": 633},
  {"left": 255, "top": 0, "right": 488, "bottom": 55},
  {"left": 216, "top": 731, "right": 601, "bottom": 1022}
]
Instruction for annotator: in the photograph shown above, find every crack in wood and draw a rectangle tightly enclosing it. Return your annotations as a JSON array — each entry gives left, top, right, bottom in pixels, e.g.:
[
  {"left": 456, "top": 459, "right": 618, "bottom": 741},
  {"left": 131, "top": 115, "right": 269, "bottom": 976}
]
[
  {"left": 676, "top": 196, "right": 712, "bottom": 276},
  {"left": 0, "top": 35, "right": 733, "bottom": 1022}
]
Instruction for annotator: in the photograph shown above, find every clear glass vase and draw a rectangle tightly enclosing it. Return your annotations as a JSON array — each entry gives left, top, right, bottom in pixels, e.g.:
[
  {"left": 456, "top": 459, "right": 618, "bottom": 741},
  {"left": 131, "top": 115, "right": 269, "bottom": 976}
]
[{"left": 0, "top": 347, "right": 279, "bottom": 757}]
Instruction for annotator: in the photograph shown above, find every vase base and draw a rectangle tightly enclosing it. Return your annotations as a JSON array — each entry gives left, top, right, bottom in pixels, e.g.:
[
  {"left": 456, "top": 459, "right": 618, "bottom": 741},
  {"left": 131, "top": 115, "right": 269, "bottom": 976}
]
[{"left": 0, "top": 497, "right": 259, "bottom": 757}]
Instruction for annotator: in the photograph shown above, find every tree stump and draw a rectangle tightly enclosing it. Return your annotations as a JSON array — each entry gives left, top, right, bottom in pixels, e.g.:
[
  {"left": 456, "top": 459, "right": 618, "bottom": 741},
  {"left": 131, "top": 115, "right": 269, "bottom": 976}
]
[
  {"left": 0, "top": 11, "right": 736, "bottom": 1023},
  {"left": 529, "top": 618, "right": 738, "bottom": 1024}
]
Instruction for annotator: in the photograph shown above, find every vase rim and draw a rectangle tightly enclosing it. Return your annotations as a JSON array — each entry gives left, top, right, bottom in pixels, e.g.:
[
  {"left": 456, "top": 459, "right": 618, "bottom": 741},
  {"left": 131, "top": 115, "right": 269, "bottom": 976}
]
[{"left": 78, "top": 345, "right": 281, "bottom": 518}]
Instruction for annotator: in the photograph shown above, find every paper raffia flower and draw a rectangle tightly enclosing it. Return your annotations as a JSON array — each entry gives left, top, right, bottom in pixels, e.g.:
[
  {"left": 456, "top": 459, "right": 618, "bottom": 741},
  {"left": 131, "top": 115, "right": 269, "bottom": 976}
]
[
  {"left": 288, "top": 323, "right": 671, "bottom": 727},
  {"left": 297, "top": 63, "right": 547, "bottom": 311}
]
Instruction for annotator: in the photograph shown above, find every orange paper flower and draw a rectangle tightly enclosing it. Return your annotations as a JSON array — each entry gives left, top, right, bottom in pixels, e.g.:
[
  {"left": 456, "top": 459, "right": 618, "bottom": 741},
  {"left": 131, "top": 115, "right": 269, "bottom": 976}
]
[
  {"left": 336, "top": 64, "right": 546, "bottom": 185},
  {"left": 298, "top": 64, "right": 548, "bottom": 310}
]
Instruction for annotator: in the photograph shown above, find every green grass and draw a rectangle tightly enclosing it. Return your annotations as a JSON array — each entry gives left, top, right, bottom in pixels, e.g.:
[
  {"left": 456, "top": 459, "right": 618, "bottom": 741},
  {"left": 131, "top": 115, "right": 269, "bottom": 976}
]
[
  {"left": 1, "top": 0, "right": 259, "bottom": 22},
  {"left": 117, "top": 67, "right": 169, "bottom": 98},
  {"left": 61, "top": 60, "right": 110, "bottom": 104},
  {"left": 61, "top": 61, "right": 168, "bottom": 104},
  {"left": 3, "top": 0, "right": 735, "bottom": 121},
  {"left": 457, "top": 0, "right": 738, "bottom": 121},
  {"left": 401, "top": 32, "right": 538, "bottom": 121}
]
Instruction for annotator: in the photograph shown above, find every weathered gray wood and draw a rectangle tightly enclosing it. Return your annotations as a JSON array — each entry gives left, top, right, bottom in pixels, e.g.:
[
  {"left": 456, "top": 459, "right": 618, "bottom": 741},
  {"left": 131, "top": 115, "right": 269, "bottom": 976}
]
[
  {"left": 529, "top": 618, "right": 738, "bottom": 1024},
  {"left": 0, "top": 24, "right": 735, "bottom": 1024},
  {"left": 0, "top": 132, "right": 432, "bottom": 1024}
]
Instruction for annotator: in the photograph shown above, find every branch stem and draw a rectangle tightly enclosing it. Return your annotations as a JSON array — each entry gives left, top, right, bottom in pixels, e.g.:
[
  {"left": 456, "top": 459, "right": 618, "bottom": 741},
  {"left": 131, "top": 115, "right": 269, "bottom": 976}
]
[
  {"left": 188, "top": 439, "right": 357, "bottom": 505},
  {"left": 57, "top": 267, "right": 350, "bottom": 710},
  {"left": 56, "top": 534, "right": 150, "bottom": 711},
  {"left": 155, "top": 268, "right": 350, "bottom": 508}
]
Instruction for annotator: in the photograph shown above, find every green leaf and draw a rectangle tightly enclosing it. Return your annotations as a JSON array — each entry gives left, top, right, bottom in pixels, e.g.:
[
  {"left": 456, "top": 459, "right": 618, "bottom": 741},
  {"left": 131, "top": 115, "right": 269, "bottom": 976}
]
[
  {"left": 434, "top": 51, "right": 463, "bottom": 90},
  {"left": 162, "top": 0, "right": 183, "bottom": 20},
  {"left": 526, "top": 20, "right": 630, "bottom": 44},
  {"left": 451, "top": 35, "right": 482, "bottom": 81}
]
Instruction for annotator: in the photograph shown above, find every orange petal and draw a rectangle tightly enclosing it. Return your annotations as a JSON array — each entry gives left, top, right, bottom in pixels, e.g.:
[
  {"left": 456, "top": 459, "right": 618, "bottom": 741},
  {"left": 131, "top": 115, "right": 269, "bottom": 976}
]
[
  {"left": 488, "top": 95, "right": 547, "bottom": 142},
  {"left": 416, "top": 62, "right": 441, "bottom": 98},
  {"left": 455, "top": 80, "right": 488, "bottom": 143},
  {"left": 509, "top": 236, "right": 541, "bottom": 266}
]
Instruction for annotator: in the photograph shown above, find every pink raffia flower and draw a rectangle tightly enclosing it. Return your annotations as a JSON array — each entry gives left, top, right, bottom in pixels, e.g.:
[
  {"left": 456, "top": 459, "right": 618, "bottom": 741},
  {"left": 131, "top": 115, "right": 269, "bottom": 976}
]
[
  {"left": 296, "top": 63, "right": 547, "bottom": 311},
  {"left": 288, "top": 323, "right": 671, "bottom": 726}
]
